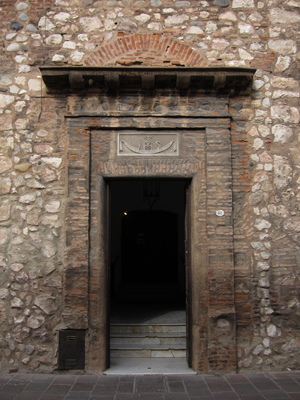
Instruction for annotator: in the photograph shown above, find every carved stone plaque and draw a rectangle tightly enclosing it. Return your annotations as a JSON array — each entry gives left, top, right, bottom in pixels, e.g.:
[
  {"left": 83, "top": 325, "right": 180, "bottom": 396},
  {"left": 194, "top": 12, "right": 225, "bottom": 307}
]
[{"left": 118, "top": 132, "right": 179, "bottom": 156}]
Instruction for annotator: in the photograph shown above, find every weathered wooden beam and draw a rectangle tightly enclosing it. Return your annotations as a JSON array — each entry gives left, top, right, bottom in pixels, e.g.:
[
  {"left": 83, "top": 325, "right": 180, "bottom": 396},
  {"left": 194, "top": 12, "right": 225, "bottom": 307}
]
[{"left": 40, "top": 67, "right": 256, "bottom": 95}]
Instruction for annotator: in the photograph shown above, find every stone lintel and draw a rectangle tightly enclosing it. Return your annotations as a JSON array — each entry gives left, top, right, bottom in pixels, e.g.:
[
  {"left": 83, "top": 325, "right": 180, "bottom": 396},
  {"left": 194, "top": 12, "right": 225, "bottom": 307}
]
[{"left": 40, "top": 67, "right": 255, "bottom": 96}]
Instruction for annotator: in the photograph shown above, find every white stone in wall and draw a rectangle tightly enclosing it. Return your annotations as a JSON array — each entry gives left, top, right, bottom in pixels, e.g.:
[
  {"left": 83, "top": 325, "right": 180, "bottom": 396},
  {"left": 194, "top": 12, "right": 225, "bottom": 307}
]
[
  {"left": 253, "top": 344, "right": 264, "bottom": 355},
  {"left": 272, "top": 125, "right": 293, "bottom": 143},
  {"left": 28, "top": 79, "right": 41, "bottom": 92},
  {"left": 0, "top": 289, "right": 9, "bottom": 300},
  {"left": 26, "top": 179, "right": 45, "bottom": 189},
  {"left": 42, "top": 214, "right": 60, "bottom": 227},
  {"left": 78, "top": 34, "right": 88, "bottom": 41},
  {"left": 257, "top": 261, "right": 270, "bottom": 271},
  {"left": 271, "top": 106, "right": 300, "bottom": 124},
  {"left": 232, "top": 0, "right": 254, "bottom": 8},
  {"left": 15, "top": 101, "right": 26, "bottom": 113},
  {"left": 254, "top": 219, "right": 271, "bottom": 230},
  {"left": 219, "top": 11, "right": 237, "bottom": 20},
  {"left": 0, "top": 73, "right": 13, "bottom": 86},
  {"left": 15, "top": 118, "right": 28, "bottom": 130},
  {"left": 271, "top": 76, "right": 299, "bottom": 89},
  {"left": 274, "top": 155, "right": 292, "bottom": 189},
  {"left": 186, "top": 26, "right": 204, "bottom": 34},
  {"left": 0, "top": 94, "right": 15, "bottom": 110},
  {"left": 38, "top": 17, "right": 55, "bottom": 31},
  {"left": 259, "top": 277, "right": 270, "bottom": 288},
  {"left": 266, "top": 324, "right": 277, "bottom": 337},
  {"left": 7, "top": 43, "right": 20, "bottom": 52},
  {"left": 0, "top": 177, "right": 11, "bottom": 195},
  {"left": 63, "top": 41, "right": 76, "bottom": 49},
  {"left": 42, "top": 241, "right": 56, "bottom": 258},
  {"left": 0, "top": 228, "right": 8, "bottom": 245},
  {"left": 283, "top": 217, "right": 300, "bottom": 233},
  {"left": 253, "top": 138, "right": 264, "bottom": 150},
  {"left": 45, "top": 201, "right": 60, "bottom": 213},
  {"left": 273, "top": 90, "right": 300, "bottom": 99},
  {"left": 206, "top": 21, "right": 217, "bottom": 33},
  {"left": 45, "top": 34, "right": 63, "bottom": 45},
  {"left": 199, "top": 11, "right": 209, "bottom": 18},
  {"left": 34, "top": 294, "right": 58, "bottom": 315},
  {"left": 268, "top": 40, "right": 297, "bottom": 55},
  {"left": 54, "top": 12, "right": 71, "bottom": 22},
  {"left": 10, "top": 85, "right": 19, "bottom": 94},
  {"left": 242, "top": 356, "right": 253, "bottom": 367},
  {"left": 0, "top": 199, "right": 11, "bottom": 222},
  {"left": 11, "top": 263, "right": 24, "bottom": 272},
  {"left": 19, "top": 193, "right": 36, "bottom": 204},
  {"left": 239, "top": 48, "right": 254, "bottom": 60},
  {"left": 16, "top": 34, "right": 29, "bottom": 43},
  {"left": 163, "top": 8, "right": 176, "bottom": 13},
  {"left": 104, "top": 19, "right": 115, "bottom": 30},
  {"left": 6, "top": 33, "right": 17, "bottom": 41},
  {"left": 135, "top": 13, "right": 151, "bottom": 23},
  {"left": 52, "top": 54, "right": 65, "bottom": 62},
  {"left": 27, "top": 315, "right": 45, "bottom": 329},
  {"left": 268, "top": 204, "right": 289, "bottom": 218},
  {"left": 11, "top": 298, "right": 23, "bottom": 308},
  {"left": 250, "top": 42, "right": 266, "bottom": 52},
  {"left": 41, "top": 157, "right": 62, "bottom": 168},
  {"left": 165, "top": 14, "right": 189, "bottom": 26},
  {"left": 238, "top": 23, "right": 255, "bottom": 34},
  {"left": 274, "top": 56, "right": 291, "bottom": 72},
  {"left": 269, "top": 8, "right": 300, "bottom": 24},
  {"left": 252, "top": 80, "right": 264, "bottom": 90},
  {"left": 0, "top": 114, "right": 13, "bottom": 131},
  {"left": 258, "top": 126, "right": 270, "bottom": 137},
  {"left": 44, "top": 275, "right": 62, "bottom": 288},
  {"left": 148, "top": 22, "right": 162, "bottom": 31},
  {"left": 0, "top": 156, "right": 12, "bottom": 173},
  {"left": 249, "top": 126, "right": 259, "bottom": 136},
  {"left": 79, "top": 16, "right": 103, "bottom": 32},
  {"left": 71, "top": 50, "right": 84, "bottom": 63},
  {"left": 265, "top": 164, "right": 273, "bottom": 171},
  {"left": 251, "top": 242, "right": 265, "bottom": 250},
  {"left": 249, "top": 11, "right": 263, "bottom": 22},
  {"left": 212, "top": 38, "right": 230, "bottom": 50}
]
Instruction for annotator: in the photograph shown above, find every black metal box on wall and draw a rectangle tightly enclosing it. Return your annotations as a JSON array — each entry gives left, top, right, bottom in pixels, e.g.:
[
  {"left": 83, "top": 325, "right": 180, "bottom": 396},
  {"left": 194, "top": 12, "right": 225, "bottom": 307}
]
[{"left": 58, "top": 330, "right": 85, "bottom": 370}]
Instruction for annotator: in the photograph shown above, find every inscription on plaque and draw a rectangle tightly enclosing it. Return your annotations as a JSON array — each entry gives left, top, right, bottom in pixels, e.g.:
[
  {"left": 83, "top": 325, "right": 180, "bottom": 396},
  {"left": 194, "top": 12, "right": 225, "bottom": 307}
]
[{"left": 118, "top": 132, "right": 179, "bottom": 156}]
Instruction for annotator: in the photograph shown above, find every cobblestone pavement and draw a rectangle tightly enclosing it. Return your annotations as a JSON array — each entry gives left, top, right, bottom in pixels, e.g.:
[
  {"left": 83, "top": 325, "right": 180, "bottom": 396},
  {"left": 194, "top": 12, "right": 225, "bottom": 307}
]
[{"left": 1, "top": 372, "right": 300, "bottom": 400}]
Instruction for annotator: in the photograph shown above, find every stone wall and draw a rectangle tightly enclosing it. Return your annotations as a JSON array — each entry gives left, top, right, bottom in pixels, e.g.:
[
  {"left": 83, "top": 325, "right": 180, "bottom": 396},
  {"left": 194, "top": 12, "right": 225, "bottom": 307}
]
[{"left": 0, "top": 0, "right": 300, "bottom": 373}]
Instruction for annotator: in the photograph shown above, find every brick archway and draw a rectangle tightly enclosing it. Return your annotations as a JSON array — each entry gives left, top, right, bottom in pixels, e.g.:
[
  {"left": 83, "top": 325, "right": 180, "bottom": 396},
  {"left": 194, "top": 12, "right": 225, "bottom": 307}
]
[{"left": 84, "top": 34, "right": 207, "bottom": 67}]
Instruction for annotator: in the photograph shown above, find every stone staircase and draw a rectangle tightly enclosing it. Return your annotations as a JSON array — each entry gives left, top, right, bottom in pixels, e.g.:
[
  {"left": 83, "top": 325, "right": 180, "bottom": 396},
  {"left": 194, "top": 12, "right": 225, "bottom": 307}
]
[{"left": 110, "top": 323, "right": 186, "bottom": 358}]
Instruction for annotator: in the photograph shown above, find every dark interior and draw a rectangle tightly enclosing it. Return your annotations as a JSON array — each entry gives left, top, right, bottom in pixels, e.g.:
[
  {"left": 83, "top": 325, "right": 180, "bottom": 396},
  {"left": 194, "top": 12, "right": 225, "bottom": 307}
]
[{"left": 109, "top": 179, "right": 187, "bottom": 320}]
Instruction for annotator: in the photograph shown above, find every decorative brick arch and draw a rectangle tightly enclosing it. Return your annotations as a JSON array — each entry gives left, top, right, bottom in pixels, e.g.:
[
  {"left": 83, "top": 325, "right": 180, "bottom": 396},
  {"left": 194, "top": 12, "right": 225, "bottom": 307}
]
[{"left": 84, "top": 34, "right": 207, "bottom": 67}]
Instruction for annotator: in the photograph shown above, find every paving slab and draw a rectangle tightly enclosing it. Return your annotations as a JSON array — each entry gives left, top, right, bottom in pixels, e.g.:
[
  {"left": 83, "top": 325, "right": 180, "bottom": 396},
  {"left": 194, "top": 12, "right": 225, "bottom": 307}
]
[{"left": 0, "top": 372, "right": 300, "bottom": 399}]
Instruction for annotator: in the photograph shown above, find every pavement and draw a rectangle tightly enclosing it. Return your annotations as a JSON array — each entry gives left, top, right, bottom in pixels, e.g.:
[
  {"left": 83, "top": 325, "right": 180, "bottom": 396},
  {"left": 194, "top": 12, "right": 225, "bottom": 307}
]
[{"left": 1, "top": 371, "right": 300, "bottom": 400}]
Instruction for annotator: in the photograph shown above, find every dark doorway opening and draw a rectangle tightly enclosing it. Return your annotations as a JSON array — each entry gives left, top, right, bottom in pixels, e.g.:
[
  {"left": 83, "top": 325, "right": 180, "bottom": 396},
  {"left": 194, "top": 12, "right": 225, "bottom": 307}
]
[
  {"left": 108, "top": 179, "right": 190, "bottom": 372},
  {"left": 121, "top": 209, "right": 178, "bottom": 286},
  {"left": 109, "top": 179, "right": 187, "bottom": 312}
]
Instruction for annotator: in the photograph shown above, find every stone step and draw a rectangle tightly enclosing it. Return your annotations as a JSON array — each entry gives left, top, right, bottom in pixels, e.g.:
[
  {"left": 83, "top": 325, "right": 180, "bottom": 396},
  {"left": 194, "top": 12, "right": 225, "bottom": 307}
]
[
  {"left": 110, "top": 324, "right": 186, "bottom": 334},
  {"left": 111, "top": 348, "right": 186, "bottom": 358},
  {"left": 111, "top": 336, "right": 186, "bottom": 346},
  {"left": 110, "top": 323, "right": 186, "bottom": 358}
]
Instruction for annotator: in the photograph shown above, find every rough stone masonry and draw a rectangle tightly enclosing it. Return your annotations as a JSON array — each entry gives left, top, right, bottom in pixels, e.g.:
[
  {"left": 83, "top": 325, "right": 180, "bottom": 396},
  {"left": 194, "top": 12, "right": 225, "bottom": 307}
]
[{"left": 0, "top": 0, "right": 300, "bottom": 373}]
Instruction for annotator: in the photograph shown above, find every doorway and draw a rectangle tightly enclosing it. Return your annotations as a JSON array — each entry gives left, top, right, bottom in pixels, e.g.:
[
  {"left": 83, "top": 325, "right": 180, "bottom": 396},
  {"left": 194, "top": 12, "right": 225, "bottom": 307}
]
[{"left": 108, "top": 179, "right": 190, "bottom": 370}]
